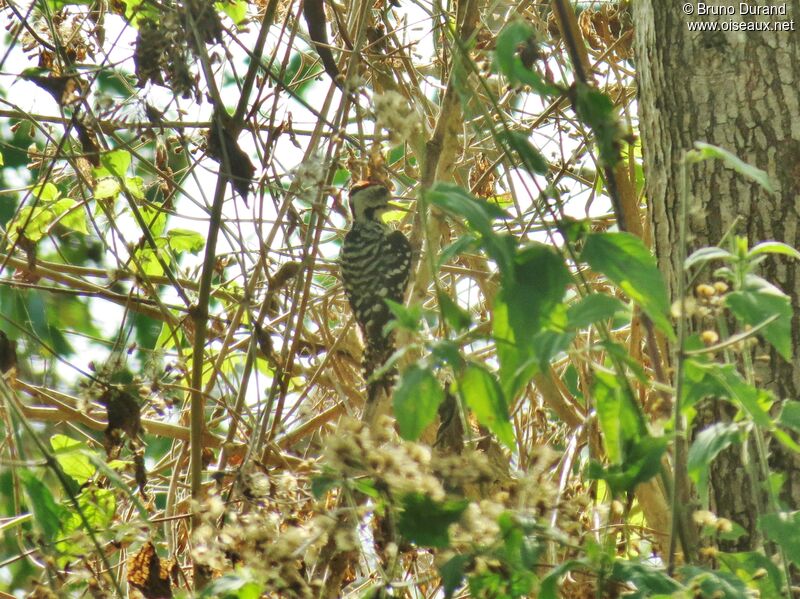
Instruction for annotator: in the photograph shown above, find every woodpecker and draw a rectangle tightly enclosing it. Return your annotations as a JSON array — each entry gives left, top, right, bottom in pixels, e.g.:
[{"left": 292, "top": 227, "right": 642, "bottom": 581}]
[{"left": 340, "top": 182, "right": 412, "bottom": 401}]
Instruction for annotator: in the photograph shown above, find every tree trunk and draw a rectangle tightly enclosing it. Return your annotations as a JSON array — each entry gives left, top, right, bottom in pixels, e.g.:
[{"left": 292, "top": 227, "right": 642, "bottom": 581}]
[{"left": 633, "top": 0, "right": 800, "bottom": 550}]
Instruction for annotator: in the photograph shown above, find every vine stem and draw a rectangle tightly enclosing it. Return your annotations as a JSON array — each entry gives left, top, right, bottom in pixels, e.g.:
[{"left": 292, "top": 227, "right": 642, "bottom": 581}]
[{"left": 668, "top": 152, "right": 695, "bottom": 572}]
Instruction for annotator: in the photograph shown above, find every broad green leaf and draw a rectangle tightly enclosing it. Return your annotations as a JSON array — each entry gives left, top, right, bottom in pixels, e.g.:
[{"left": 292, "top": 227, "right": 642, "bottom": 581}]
[
  {"left": 494, "top": 20, "right": 560, "bottom": 96},
  {"left": 385, "top": 299, "right": 424, "bottom": 332},
  {"left": 50, "top": 435, "right": 95, "bottom": 485},
  {"left": 679, "top": 565, "right": 748, "bottom": 599},
  {"left": 581, "top": 232, "right": 674, "bottom": 339},
  {"left": 52, "top": 198, "right": 88, "bottom": 234},
  {"left": 503, "top": 243, "right": 570, "bottom": 337},
  {"left": 394, "top": 365, "right": 445, "bottom": 441},
  {"left": 779, "top": 400, "right": 800, "bottom": 433},
  {"left": 397, "top": 493, "right": 468, "bottom": 548},
  {"left": 200, "top": 571, "right": 264, "bottom": 599},
  {"left": 497, "top": 130, "right": 549, "bottom": 175},
  {"left": 593, "top": 370, "right": 646, "bottom": 464},
  {"left": 127, "top": 176, "right": 146, "bottom": 200},
  {"left": 20, "top": 471, "right": 62, "bottom": 539},
  {"left": 141, "top": 205, "right": 168, "bottom": 237},
  {"left": 539, "top": 559, "right": 584, "bottom": 599},
  {"left": 166, "top": 228, "right": 206, "bottom": 253},
  {"left": 610, "top": 561, "right": 682, "bottom": 597},
  {"left": 438, "top": 292, "right": 472, "bottom": 332},
  {"left": 216, "top": 0, "right": 247, "bottom": 24},
  {"left": 573, "top": 83, "right": 621, "bottom": 167},
  {"left": 427, "top": 183, "right": 510, "bottom": 232},
  {"left": 136, "top": 246, "right": 165, "bottom": 276},
  {"left": 566, "top": 293, "right": 627, "bottom": 330},
  {"left": 427, "top": 183, "right": 515, "bottom": 274},
  {"left": 440, "top": 554, "right": 471, "bottom": 599},
  {"left": 689, "top": 142, "right": 775, "bottom": 194},
  {"left": 9, "top": 205, "right": 53, "bottom": 242},
  {"left": 100, "top": 148, "right": 131, "bottom": 178},
  {"left": 33, "top": 182, "right": 60, "bottom": 201},
  {"left": 587, "top": 435, "right": 668, "bottom": 496},
  {"left": 459, "top": 363, "right": 515, "bottom": 449},
  {"left": 683, "top": 361, "right": 773, "bottom": 425},
  {"left": 717, "top": 552, "right": 784, "bottom": 599},
  {"left": 94, "top": 177, "right": 121, "bottom": 200},
  {"left": 684, "top": 246, "right": 735, "bottom": 270},
  {"left": 310, "top": 474, "right": 339, "bottom": 499},
  {"left": 760, "top": 511, "right": 800, "bottom": 565},
  {"left": 726, "top": 287, "right": 792, "bottom": 360},
  {"left": 687, "top": 422, "right": 743, "bottom": 506},
  {"left": 438, "top": 234, "right": 478, "bottom": 268},
  {"left": 747, "top": 241, "right": 800, "bottom": 260}
]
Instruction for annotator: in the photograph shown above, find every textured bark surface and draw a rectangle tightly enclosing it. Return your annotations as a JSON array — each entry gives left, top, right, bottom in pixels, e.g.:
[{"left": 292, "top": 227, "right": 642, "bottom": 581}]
[{"left": 633, "top": 0, "right": 800, "bottom": 549}]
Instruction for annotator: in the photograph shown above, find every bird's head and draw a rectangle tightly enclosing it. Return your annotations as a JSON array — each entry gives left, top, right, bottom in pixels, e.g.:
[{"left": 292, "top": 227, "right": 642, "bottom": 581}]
[{"left": 349, "top": 181, "right": 393, "bottom": 223}]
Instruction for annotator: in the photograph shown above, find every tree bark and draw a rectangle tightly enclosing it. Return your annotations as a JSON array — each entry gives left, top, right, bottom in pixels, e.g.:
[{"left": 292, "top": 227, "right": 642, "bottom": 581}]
[{"left": 633, "top": 0, "right": 800, "bottom": 550}]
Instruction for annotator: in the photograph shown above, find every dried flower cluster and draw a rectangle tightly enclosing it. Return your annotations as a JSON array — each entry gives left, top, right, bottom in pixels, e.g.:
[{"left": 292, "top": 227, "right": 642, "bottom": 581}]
[{"left": 374, "top": 91, "right": 422, "bottom": 146}]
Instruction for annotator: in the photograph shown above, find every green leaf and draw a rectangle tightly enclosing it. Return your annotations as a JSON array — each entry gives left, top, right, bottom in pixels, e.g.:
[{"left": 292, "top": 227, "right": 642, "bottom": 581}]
[
  {"left": 100, "top": 148, "right": 131, "bottom": 178},
  {"left": 126, "top": 176, "right": 146, "bottom": 200},
  {"left": 684, "top": 246, "right": 735, "bottom": 270},
  {"left": 581, "top": 232, "right": 674, "bottom": 339},
  {"left": 438, "top": 291, "right": 472, "bottom": 332},
  {"left": 747, "top": 241, "right": 800, "bottom": 260},
  {"left": 494, "top": 20, "right": 560, "bottom": 96},
  {"left": 687, "top": 422, "right": 743, "bottom": 506},
  {"left": 760, "top": 511, "right": 800, "bottom": 566},
  {"left": 93, "top": 177, "right": 121, "bottom": 200},
  {"left": 593, "top": 370, "right": 646, "bottom": 463},
  {"left": 428, "top": 183, "right": 510, "bottom": 230},
  {"left": 779, "top": 401, "right": 800, "bottom": 433},
  {"left": 717, "top": 552, "right": 784, "bottom": 599},
  {"left": 587, "top": 435, "right": 668, "bottom": 496},
  {"left": 726, "top": 287, "right": 792, "bottom": 360},
  {"left": 683, "top": 361, "right": 773, "bottom": 425},
  {"left": 50, "top": 435, "right": 95, "bottom": 485},
  {"left": 566, "top": 293, "right": 627, "bottom": 330},
  {"left": 610, "top": 561, "right": 682, "bottom": 597},
  {"left": 394, "top": 365, "right": 445, "bottom": 441},
  {"left": 497, "top": 130, "right": 549, "bottom": 175},
  {"left": 384, "top": 299, "right": 424, "bottom": 332},
  {"left": 427, "top": 183, "right": 515, "bottom": 274},
  {"left": 689, "top": 142, "right": 775, "bottom": 194},
  {"left": 440, "top": 554, "right": 471, "bottom": 599},
  {"left": 503, "top": 243, "right": 570, "bottom": 335},
  {"left": 573, "top": 83, "right": 622, "bottom": 167},
  {"left": 397, "top": 493, "right": 468, "bottom": 548},
  {"left": 459, "top": 363, "right": 515, "bottom": 449},
  {"left": 539, "top": 560, "right": 584, "bottom": 599},
  {"left": 216, "top": 0, "right": 247, "bottom": 24},
  {"left": 20, "top": 471, "right": 62, "bottom": 540},
  {"left": 438, "top": 234, "right": 478, "bottom": 268},
  {"left": 310, "top": 474, "right": 339, "bottom": 499},
  {"left": 680, "top": 565, "right": 749, "bottom": 599},
  {"left": 52, "top": 198, "right": 88, "bottom": 234},
  {"left": 200, "top": 571, "right": 264, "bottom": 599},
  {"left": 166, "top": 228, "right": 206, "bottom": 253},
  {"left": 33, "top": 182, "right": 60, "bottom": 201},
  {"left": 8, "top": 205, "right": 53, "bottom": 242}
]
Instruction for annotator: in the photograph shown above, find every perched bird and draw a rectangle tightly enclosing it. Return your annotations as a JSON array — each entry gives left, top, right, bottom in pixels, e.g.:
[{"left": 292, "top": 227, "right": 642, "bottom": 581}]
[{"left": 340, "top": 182, "right": 412, "bottom": 401}]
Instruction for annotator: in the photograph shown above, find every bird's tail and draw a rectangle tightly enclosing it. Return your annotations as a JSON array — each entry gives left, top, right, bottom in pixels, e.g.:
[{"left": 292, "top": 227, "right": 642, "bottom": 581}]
[{"left": 363, "top": 336, "right": 397, "bottom": 403}]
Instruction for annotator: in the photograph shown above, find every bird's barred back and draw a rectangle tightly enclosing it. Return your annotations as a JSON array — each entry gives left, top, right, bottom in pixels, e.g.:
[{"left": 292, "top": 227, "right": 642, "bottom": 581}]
[{"left": 341, "top": 222, "right": 411, "bottom": 344}]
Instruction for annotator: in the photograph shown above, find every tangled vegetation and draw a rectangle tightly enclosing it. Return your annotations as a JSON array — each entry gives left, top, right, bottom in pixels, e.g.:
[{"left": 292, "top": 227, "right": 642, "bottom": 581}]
[{"left": 1, "top": 0, "right": 799, "bottom": 597}]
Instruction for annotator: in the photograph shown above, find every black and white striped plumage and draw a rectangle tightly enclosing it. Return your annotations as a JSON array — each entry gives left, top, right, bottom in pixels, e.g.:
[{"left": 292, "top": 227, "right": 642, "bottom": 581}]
[{"left": 340, "top": 182, "right": 412, "bottom": 400}]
